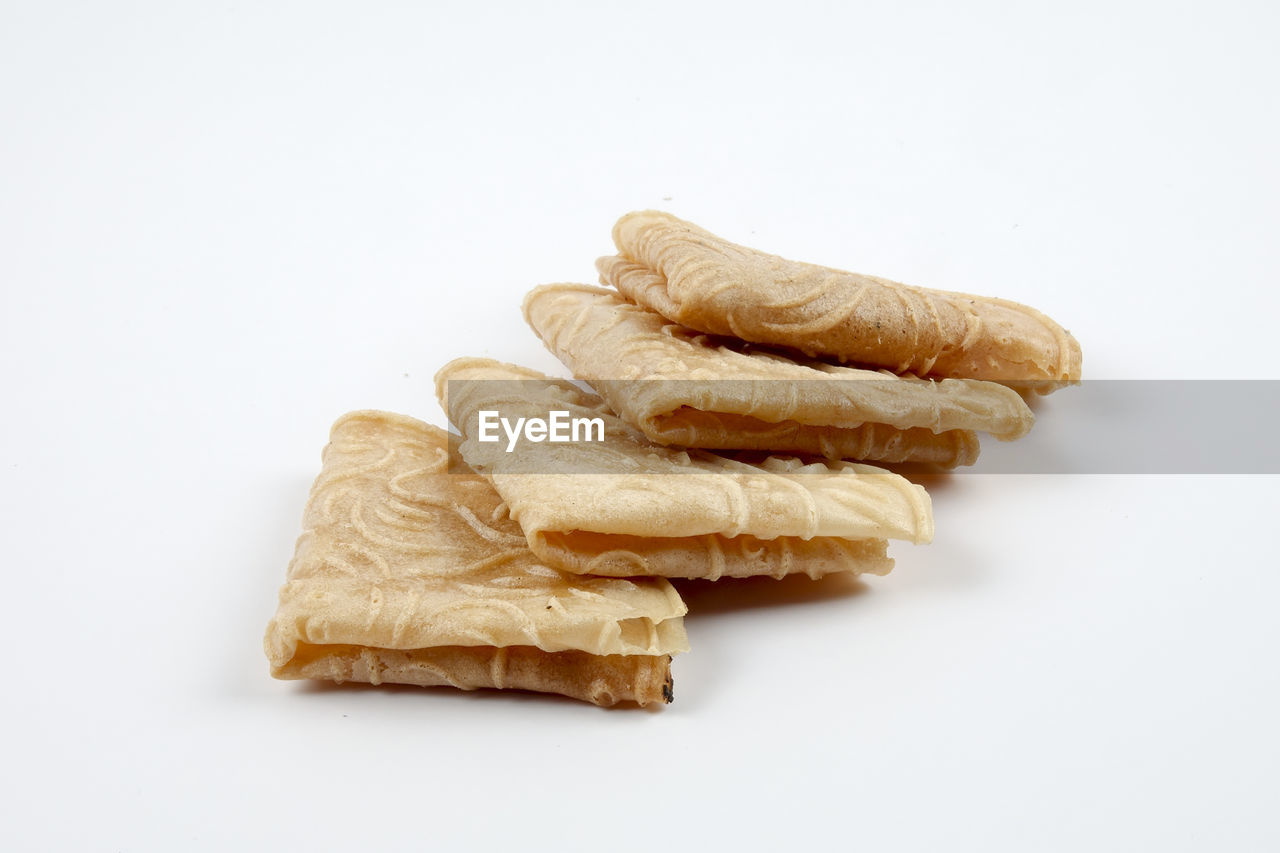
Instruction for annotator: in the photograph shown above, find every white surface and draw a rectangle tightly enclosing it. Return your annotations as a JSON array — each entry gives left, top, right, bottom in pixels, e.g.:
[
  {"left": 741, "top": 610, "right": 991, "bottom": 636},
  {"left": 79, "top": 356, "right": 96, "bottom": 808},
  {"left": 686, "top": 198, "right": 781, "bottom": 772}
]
[{"left": 2, "top": 2, "right": 1278, "bottom": 850}]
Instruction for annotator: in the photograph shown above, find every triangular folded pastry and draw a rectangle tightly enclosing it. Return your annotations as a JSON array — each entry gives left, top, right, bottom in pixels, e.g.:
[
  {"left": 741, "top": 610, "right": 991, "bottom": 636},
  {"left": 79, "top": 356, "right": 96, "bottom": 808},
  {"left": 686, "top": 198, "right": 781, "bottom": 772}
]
[
  {"left": 599, "top": 210, "right": 1081, "bottom": 389},
  {"left": 524, "top": 283, "right": 1034, "bottom": 467},
  {"left": 264, "top": 411, "right": 687, "bottom": 706},
  {"left": 435, "top": 358, "right": 932, "bottom": 580}
]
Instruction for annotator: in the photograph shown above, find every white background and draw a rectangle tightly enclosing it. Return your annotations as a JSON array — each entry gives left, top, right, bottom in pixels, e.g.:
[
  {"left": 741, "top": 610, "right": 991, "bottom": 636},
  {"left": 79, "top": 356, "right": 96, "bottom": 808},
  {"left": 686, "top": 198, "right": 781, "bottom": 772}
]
[{"left": 3, "top": 2, "right": 1278, "bottom": 850}]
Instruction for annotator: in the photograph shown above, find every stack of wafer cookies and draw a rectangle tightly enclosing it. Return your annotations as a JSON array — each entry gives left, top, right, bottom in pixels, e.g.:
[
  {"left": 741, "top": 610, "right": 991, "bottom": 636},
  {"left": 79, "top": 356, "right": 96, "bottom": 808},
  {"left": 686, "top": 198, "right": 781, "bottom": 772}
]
[
  {"left": 436, "top": 357, "right": 931, "bottom": 582},
  {"left": 265, "top": 212, "right": 1079, "bottom": 706},
  {"left": 265, "top": 412, "right": 686, "bottom": 706},
  {"left": 599, "top": 211, "right": 1081, "bottom": 390},
  {"left": 522, "top": 283, "right": 1035, "bottom": 467}
]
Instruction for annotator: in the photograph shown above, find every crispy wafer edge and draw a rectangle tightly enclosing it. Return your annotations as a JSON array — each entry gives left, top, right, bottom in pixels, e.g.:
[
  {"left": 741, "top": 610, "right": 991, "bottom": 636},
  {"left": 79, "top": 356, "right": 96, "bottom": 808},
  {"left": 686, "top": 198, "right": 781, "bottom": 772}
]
[{"left": 275, "top": 644, "right": 673, "bottom": 706}]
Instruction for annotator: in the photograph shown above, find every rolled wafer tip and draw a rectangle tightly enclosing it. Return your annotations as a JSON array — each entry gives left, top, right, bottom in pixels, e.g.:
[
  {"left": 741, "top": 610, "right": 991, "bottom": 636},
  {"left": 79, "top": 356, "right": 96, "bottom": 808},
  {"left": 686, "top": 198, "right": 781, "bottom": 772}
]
[{"left": 612, "top": 209, "right": 681, "bottom": 253}]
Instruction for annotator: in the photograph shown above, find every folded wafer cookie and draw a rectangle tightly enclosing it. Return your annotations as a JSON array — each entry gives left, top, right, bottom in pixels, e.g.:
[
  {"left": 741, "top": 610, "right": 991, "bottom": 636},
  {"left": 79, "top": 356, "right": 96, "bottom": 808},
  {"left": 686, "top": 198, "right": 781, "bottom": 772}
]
[
  {"left": 435, "top": 358, "right": 932, "bottom": 580},
  {"left": 264, "top": 410, "right": 687, "bottom": 706},
  {"left": 523, "top": 283, "right": 1034, "bottom": 466},
  {"left": 599, "top": 211, "right": 1082, "bottom": 389}
]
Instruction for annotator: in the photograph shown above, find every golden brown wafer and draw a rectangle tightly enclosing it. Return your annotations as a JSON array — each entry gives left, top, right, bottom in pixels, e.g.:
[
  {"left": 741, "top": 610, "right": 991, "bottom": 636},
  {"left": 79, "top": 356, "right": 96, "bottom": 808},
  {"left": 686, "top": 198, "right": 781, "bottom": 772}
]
[
  {"left": 523, "top": 283, "right": 1034, "bottom": 466},
  {"left": 600, "top": 211, "right": 1081, "bottom": 389},
  {"left": 264, "top": 410, "right": 687, "bottom": 706},
  {"left": 435, "top": 358, "right": 932, "bottom": 580}
]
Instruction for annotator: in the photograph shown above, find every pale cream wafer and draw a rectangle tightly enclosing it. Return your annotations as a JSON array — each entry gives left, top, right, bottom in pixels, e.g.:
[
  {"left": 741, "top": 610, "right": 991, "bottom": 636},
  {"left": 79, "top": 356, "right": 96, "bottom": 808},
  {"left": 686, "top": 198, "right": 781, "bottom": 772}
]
[
  {"left": 435, "top": 358, "right": 931, "bottom": 580},
  {"left": 264, "top": 410, "right": 687, "bottom": 706},
  {"left": 280, "top": 645, "right": 673, "bottom": 707},
  {"left": 523, "top": 283, "right": 1034, "bottom": 466},
  {"left": 599, "top": 210, "right": 1082, "bottom": 389},
  {"left": 536, "top": 531, "right": 892, "bottom": 582}
]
